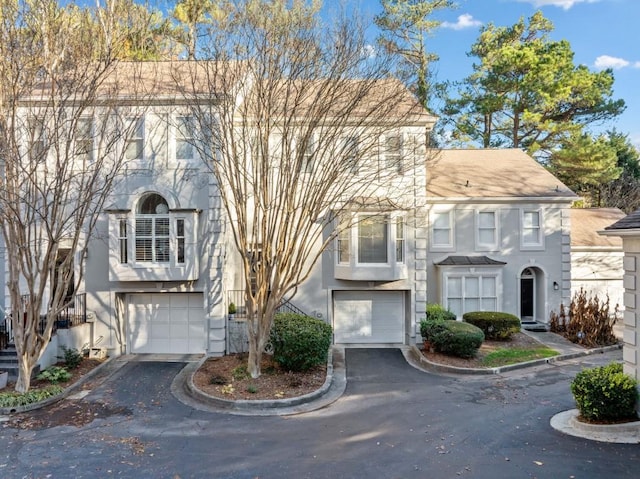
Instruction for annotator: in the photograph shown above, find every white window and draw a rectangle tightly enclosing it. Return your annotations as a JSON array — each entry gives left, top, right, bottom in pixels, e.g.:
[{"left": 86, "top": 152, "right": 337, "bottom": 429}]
[
  {"left": 118, "top": 218, "right": 128, "bottom": 264},
  {"left": 176, "top": 218, "right": 185, "bottom": 264},
  {"left": 431, "top": 210, "right": 454, "bottom": 250},
  {"left": 446, "top": 275, "right": 498, "bottom": 319},
  {"left": 358, "top": 215, "right": 388, "bottom": 263},
  {"left": 384, "top": 135, "right": 403, "bottom": 175},
  {"left": 337, "top": 223, "right": 350, "bottom": 264},
  {"left": 74, "top": 117, "right": 94, "bottom": 164},
  {"left": 336, "top": 214, "right": 405, "bottom": 265},
  {"left": 125, "top": 117, "right": 144, "bottom": 161},
  {"left": 344, "top": 136, "right": 359, "bottom": 174},
  {"left": 175, "top": 116, "right": 194, "bottom": 161},
  {"left": 476, "top": 210, "right": 498, "bottom": 250},
  {"left": 134, "top": 194, "right": 171, "bottom": 264},
  {"left": 29, "top": 117, "right": 46, "bottom": 165},
  {"left": 521, "top": 209, "right": 544, "bottom": 248},
  {"left": 299, "top": 134, "right": 314, "bottom": 173}
]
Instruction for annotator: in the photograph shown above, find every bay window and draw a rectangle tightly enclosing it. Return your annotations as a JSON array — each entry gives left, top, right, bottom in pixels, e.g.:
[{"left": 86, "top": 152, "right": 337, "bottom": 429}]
[{"left": 335, "top": 213, "right": 407, "bottom": 280}]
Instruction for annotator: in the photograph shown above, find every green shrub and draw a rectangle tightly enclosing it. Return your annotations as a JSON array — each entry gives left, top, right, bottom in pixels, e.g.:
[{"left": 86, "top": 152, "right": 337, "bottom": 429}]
[
  {"left": 426, "top": 303, "right": 456, "bottom": 322},
  {"left": 60, "top": 346, "right": 83, "bottom": 369},
  {"left": 570, "top": 363, "right": 639, "bottom": 422},
  {"left": 270, "top": 313, "right": 332, "bottom": 372},
  {"left": 0, "top": 385, "right": 64, "bottom": 408},
  {"left": 36, "top": 366, "right": 71, "bottom": 384},
  {"left": 463, "top": 311, "right": 520, "bottom": 340},
  {"left": 422, "top": 320, "right": 484, "bottom": 358}
]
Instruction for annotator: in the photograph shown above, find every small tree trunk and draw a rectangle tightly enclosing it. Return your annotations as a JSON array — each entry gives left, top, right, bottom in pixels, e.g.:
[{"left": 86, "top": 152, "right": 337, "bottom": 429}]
[{"left": 14, "top": 353, "right": 37, "bottom": 393}]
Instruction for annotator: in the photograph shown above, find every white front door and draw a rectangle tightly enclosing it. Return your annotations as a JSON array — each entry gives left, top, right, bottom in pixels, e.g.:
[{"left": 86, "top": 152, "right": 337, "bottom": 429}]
[
  {"left": 333, "top": 291, "right": 404, "bottom": 344},
  {"left": 128, "top": 293, "right": 205, "bottom": 354}
]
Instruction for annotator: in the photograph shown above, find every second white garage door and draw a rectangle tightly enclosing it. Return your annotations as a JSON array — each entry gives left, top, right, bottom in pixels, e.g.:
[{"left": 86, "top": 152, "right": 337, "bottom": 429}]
[
  {"left": 128, "top": 293, "right": 206, "bottom": 354},
  {"left": 333, "top": 291, "right": 404, "bottom": 344}
]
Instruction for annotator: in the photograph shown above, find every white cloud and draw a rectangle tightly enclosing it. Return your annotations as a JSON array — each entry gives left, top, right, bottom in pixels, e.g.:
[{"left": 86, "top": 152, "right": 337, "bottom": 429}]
[
  {"left": 362, "top": 44, "right": 376, "bottom": 59},
  {"left": 634, "top": 62, "right": 640, "bottom": 69},
  {"left": 594, "top": 55, "right": 631, "bottom": 70},
  {"left": 516, "top": 0, "right": 600, "bottom": 10},
  {"left": 441, "top": 14, "right": 482, "bottom": 31}
]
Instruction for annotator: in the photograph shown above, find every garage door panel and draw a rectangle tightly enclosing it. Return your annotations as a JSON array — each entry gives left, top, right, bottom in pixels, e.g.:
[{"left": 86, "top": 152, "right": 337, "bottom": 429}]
[
  {"left": 334, "top": 291, "right": 404, "bottom": 344},
  {"left": 129, "top": 293, "right": 206, "bottom": 354}
]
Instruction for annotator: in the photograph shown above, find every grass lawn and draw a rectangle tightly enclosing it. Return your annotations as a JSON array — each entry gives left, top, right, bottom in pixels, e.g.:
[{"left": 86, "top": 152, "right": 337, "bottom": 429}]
[{"left": 480, "top": 347, "right": 559, "bottom": 368}]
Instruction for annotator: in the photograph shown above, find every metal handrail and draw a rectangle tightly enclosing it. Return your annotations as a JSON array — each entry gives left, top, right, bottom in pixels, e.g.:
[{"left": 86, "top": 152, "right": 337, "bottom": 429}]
[
  {"left": 227, "top": 290, "right": 312, "bottom": 319},
  {"left": 0, "top": 293, "right": 87, "bottom": 351}
]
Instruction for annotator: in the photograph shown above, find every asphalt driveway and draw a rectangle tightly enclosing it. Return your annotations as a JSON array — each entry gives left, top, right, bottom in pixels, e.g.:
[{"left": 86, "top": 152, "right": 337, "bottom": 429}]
[{"left": 0, "top": 349, "right": 638, "bottom": 479}]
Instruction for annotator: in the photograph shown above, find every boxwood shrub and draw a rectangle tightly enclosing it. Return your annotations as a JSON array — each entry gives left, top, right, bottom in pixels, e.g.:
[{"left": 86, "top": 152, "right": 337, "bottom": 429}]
[
  {"left": 570, "top": 363, "right": 639, "bottom": 422},
  {"left": 420, "top": 319, "right": 484, "bottom": 358},
  {"left": 270, "top": 313, "right": 332, "bottom": 372},
  {"left": 426, "top": 303, "right": 456, "bottom": 322},
  {"left": 463, "top": 311, "right": 521, "bottom": 340}
]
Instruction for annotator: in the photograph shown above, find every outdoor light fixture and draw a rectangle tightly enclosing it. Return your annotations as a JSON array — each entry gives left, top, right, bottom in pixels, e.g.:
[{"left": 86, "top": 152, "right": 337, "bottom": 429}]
[{"left": 553, "top": 281, "right": 559, "bottom": 290}]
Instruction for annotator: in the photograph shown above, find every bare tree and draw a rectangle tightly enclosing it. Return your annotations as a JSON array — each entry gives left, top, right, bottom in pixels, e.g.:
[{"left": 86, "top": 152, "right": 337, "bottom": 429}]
[
  {"left": 0, "top": 0, "right": 144, "bottom": 392},
  {"left": 178, "top": 0, "right": 436, "bottom": 377}
]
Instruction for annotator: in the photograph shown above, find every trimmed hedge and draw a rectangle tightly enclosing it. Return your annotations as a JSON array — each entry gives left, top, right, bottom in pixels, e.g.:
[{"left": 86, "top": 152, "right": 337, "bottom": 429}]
[
  {"left": 270, "top": 313, "right": 332, "bottom": 372},
  {"left": 420, "top": 319, "right": 484, "bottom": 359},
  {"left": 570, "top": 363, "right": 639, "bottom": 422},
  {"left": 463, "top": 311, "right": 521, "bottom": 340},
  {"left": 426, "top": 303, "right": 456, "bottom": 322}
]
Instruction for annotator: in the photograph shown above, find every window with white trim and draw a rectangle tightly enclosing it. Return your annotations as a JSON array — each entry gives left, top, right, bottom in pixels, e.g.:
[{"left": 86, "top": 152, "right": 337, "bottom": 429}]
[
  {"left": 118, "top": 219, "right": 128, "bottom": 264},
  {"left": 298, "top": 134, "right": 314, "bottom": 173},
  {"left": 74, "top": 117, "right": 94, "bottom": 164},
  {"left": 344, "top": 136, "right": 359, "bottom": 174},
  {"left": 384, "top": 135, "right": 403, "bottom": 175},
  {"left": 476, "top": 210, "right": 498, "bottom": 250},
  {"left": 431, "top": 210, "right": 454, "bottom": 249},
  {"left": 125, "top": 117, "right": 144, "bottom": 161},
  {"left": 29, "top": 117, "right": 47, "bottom": 165},
  {"left": 446, "top": 275, "right": 498, "bottom": 319},
  {"left": 134, "top": 194, "right": 170, "bottom": 264},
  {"left": 521, "top": 209, "right": 543, "bottom": 248},
  {"left": 175, "top": 116, "right": 194, "bottom": 161},
  {"left": 337, "top": 214, "right": 405, "bottom": 265}
]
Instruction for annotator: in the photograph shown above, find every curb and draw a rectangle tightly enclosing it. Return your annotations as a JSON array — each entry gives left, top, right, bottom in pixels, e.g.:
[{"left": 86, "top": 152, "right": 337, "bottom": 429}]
[
  {"left": 550, "top": 409, "right": 640, "bottom": 444},
  {"left": 407, "top": 343, "right": 623, "bottom": 376},
  {"left": 0, "top": 356, "right": 122, "bottom": 415},
  {"left": 178, "top": 347, "right": 346, "bottom": 416}
]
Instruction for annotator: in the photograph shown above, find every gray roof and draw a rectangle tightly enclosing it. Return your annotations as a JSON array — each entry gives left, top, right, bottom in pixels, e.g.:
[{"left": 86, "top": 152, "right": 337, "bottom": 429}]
[
  {"left": 434, "top": 256, "right": 507, "bottom": 266},
  {"left": 604, "top": 209, "right": 640, "bottom": 231}
]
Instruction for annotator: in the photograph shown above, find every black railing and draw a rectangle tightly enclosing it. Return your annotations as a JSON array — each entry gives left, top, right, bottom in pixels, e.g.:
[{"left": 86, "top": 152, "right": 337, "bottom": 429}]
[
  {"left": 0, "top": 293, "right": 87, "bottom": 351},
  {"left": 227, "top": 290, "right": 312, "bottom": 319}
]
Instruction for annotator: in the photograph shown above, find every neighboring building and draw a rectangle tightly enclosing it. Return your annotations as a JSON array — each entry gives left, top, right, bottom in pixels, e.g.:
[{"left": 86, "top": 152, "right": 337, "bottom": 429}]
[
  {"left": 425, "top": 149, "right": 577, "bottom": 326},
  {"left": 570, "top": 208, "right": 625, "bottom": 309},
  {"left": 601, "top": 210, "right": 640, "bottom": 385}
]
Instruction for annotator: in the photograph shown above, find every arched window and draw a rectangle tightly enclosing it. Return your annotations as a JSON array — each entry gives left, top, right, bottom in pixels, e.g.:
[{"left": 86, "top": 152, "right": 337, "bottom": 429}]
[{"left": 135, "top": 193, "right": 171, "bottom": 263}]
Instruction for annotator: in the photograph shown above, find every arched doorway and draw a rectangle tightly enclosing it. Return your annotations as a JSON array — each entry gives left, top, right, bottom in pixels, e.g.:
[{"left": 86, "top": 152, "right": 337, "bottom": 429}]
[
  {"left": 520, "top": 267, "right": 546, "bottom": 323},
  {"left": 520, "top": 268, "right": 535, "bottom": 322}
]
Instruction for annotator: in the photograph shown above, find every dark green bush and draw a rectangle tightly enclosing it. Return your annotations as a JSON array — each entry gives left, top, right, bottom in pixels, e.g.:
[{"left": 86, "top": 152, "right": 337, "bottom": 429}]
[
  {"left": 60, "top": 346, "right": 83, "bottom": 369},
  {"left": 421, "top": 320, "right": 484, "bottom": 358},
  {"left": 36, "top": 366, "right": 71, "bottom": 384},
  {"left": 426, "top": 303, "right": 456, "bottom": 322},
  {"left": 570, "top": 363, "right": 639, "bottom": 422},
  {"left": 270, "top": 313, "right": 332, "bottom": 372},
  {"left": 463, "top": 311, "right": 520, "bottom": 340}
]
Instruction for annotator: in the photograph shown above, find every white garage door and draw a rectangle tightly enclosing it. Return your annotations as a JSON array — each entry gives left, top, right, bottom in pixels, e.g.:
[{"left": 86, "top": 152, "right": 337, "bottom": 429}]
[
  {"left": 128, "top": 293, "right": 206, "bottom": 354},
  {"left": 333, "top": 291, "right": 404, "bottom": 344}
]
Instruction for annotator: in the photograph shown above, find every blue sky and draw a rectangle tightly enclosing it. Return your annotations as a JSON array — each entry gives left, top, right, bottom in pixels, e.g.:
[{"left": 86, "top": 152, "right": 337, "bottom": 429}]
[{"left": 351, "top": 0, "right": 639, "bottom": 147}]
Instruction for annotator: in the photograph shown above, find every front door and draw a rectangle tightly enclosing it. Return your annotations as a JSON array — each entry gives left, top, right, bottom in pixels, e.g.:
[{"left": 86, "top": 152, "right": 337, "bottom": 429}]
[{"left": 520, "top": 268, "right": 535, "bottom": 321}]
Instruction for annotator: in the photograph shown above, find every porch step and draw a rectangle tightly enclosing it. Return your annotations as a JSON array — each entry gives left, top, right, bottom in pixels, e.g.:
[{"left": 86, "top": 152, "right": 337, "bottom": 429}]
[{"left": 521, "top": 321, "right": 549, "bottom": 332}]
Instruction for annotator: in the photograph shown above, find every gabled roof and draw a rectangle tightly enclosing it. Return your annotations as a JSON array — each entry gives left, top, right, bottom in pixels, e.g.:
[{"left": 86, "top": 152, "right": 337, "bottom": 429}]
[
  {"left": 426, "top": 149, "right": 577, "bottom": 200},
  {"left": 604, "top": 209, "right": 640, "bottom": 232},
  {"left": 570, "top": 208, "right": 624, "bottom": 248}
]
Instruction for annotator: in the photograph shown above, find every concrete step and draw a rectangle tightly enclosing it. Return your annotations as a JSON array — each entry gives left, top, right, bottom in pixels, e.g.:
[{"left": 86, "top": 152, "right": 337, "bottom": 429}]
[{"left": 522, "top": 321, "right": 549, "bottom": 332}]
